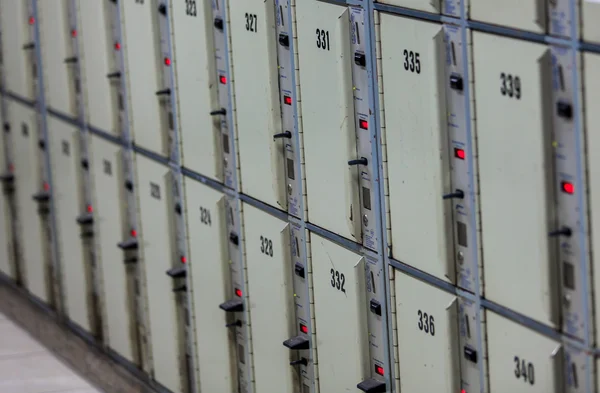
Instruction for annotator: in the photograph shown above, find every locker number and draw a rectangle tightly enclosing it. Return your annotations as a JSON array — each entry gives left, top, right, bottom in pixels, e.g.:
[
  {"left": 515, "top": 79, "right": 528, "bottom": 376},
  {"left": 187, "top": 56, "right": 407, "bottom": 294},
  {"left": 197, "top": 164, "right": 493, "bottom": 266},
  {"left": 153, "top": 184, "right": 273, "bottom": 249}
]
[
  {"left": 500, "top": 73, "right": 521, "bottom": 99},
  {"left": 417, "top": 310, "right": 435, "bottom": 336},
  {"left": 403, "top": 50, "right": 421, "bottom": 74},
  {"left": 185, "top": 0, "right": 197, "bottom": 17},
  {"left": 330, "top": 269, "right": 346, "bottom": 293},
  {"left": 260, "top": 236, "right": 273, "bottom": 257},
  {"left": 514, "top": 356, "right": 535, "bottom": 385},
  {"left": 316, "top": 29, "right": 330, "bottom": 51},
  {"left": 200, "top": 207, "right": 211, "bottom": 226},
  {"left": 245, "top": 13, "right": 257, "bottom": 32}
]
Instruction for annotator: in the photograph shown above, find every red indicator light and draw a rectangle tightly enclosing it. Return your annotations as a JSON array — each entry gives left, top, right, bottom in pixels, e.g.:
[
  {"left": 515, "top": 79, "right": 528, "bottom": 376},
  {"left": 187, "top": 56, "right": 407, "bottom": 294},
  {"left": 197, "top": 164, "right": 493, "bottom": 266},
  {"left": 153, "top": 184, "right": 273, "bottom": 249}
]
[
  {"left": 235, "top": 288, "right": 243, "bottom": 297},
  {"left": 284, "top": 95, "right": 292, "bottom": 106},
  {"left": 219, "top": 75, "right": 227, "bottom": 84},
  {"left": 43, "top": 182, "right": 49, "bottom": 191},
  {"left": 114, "top": 42, "right": 121, "bottom": 51},
  {"left": 164, "top": 57, "right": 171, "bottom": 66},
  {"left": 300, "top": 323, "right": 308, "bottom": 334},
  {"left": 454, "top": 148, "right": 466, "bottom": 160},
  {"left": 28, "top": 16, "right": 35, "bottom": 25},
  {"left": 375, "top": 365, "right": 384, "bottom": 376},
  {"left": 181, "top": 256, "right": 187, "bottom": 264},
  {"left": 561, "top": 181, "right": 574, "bottom": 195},
  {"left": 130, "top": 229, "right": 137, "bottom": 238},
  {"left": 359, "top": 119, "right": 368, "bottom": 130},
  {"left": 86, "top": 204, "right": 93, "bottom": 213},
  {"left": 71, "top": 29, "right": 77, "bottom": 37},
  {"left": 461, "top": 390, "right": 466, "bottom": 393}
]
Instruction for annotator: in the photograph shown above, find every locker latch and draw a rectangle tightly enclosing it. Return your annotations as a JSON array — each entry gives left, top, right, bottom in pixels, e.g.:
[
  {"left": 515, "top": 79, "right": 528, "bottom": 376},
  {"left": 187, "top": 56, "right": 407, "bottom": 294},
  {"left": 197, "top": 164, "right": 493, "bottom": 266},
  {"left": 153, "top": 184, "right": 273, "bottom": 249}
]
[
  {"left": 22, "top": 42, "right": 35, "bottom": 50},
  {"left": 64, "top": 57, "right": 78, "bottom": 64},
  {"left": 348, "top": 157, "right": 368, "bottom": 166},
  {"left": 229, "top": 232, "right": 239, "bottom": 246},
  {"left": 32, "top": 191, "right": 50, "bottom": 203},
  {"left": 273, "top": 131, "right": 292, "bottom": 139},
  {"left": 219, "top": 299, "right": 244, "bottom": 312},
  {"left": 117, "top": 238, "right": 138, "bottom": 251},
  {"left": 369, "top": 299, "right": 382, "bottom": 316},
  {"left": 442, "top": 189, "right": 464, "bottom": 200},
  {"left": 214, "top": 18, "right": 224, "bottom": 31},
  {"left": 155, "top": 88, "right": 171, "bottom": 96},
  {"left": 357, "top": 379, "right": 386, "bottom": 393},
  {"left": 278, "top": 33, "right": 289, "bottom": 48},
  {"left": 354, "top": 52, "right": 366, "bottom": 67},
  {"left": 557, "top": 101, "right": 573, "bottom": 120},
  {"left": 166, "top": 265, "right": 187, "bottom": 279},
  {"left": 124, "top": 257, "right": 138, "bottom": 265},
  {"left": 549, "top": 226, "right": 572, "bottom": 238},
  {"left": 294, "top": 263, "right": 305, "bottom": 278},
  {"left": 225, "top": 320, "right": 242, "bottom": 328},
  {"left": 210, "top": 108, "right": 227, "bottom": 116},
  {"left": 463, "top": 345, "right": 478, "bottom": 363},
  {"left": 450, "top": 74, "right": 464, "bottom": 91},
  {"left": 283, "top": 336, "right": 309, "bottom": 350},
  {"left": 290, "top": 358, "right": 308, "bottom": 366},
  {"left": 173, "top": 284, "right": 187, "bottom": 292},
  {"left": 76, "top": 213, "right": 94, "bottom": 225},
  {"left": 106, "top": 71, "right": 121, "bottom": 79}
]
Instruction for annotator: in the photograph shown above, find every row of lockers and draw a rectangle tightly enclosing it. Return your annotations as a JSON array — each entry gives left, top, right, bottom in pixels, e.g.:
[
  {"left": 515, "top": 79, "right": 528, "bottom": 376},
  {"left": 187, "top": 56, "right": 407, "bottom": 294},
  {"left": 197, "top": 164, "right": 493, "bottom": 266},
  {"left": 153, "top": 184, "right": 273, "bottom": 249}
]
[{"left": 0, "top": 0, "right": 597, "bottom": 393}]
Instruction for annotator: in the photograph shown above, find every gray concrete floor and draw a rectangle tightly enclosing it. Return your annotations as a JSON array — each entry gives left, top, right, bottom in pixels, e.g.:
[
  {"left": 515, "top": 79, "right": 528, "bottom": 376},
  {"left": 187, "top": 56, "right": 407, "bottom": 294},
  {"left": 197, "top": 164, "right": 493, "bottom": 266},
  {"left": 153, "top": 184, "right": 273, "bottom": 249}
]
[{"left": 0, "top": 312, "right": 103, "bottom": 393}]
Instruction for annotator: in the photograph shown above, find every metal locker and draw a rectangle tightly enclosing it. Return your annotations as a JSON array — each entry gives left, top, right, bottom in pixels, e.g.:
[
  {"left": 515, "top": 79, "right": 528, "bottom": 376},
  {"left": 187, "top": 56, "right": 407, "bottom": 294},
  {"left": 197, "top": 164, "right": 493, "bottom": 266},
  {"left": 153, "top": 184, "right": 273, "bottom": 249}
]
[
  {"left": 0, "top": 107, "right": 12, "bottom": 279},
  {"left": 473, "top": 32, "right": 557, "bottom": 327},
  {"left": 89, "top": 135, "right": 136, "bottom": 362},
  {"left": 77, "top": 0, "right": 117, "bottom": 136},
  {"left": 296, "top": 1, "right": 361, "bottom": 241},
  {"left": 582, "top": 2, "right": 600, "bottom": 43},
  {"left": 229, "top": 1, "right": 286, "bottom": 209},
  {"left": 0, "top": 0, "right": 35, "bottom": 101},
  {"left": 135, "top": 154, "right": 183, "bottom": 393},
  {"left": 242, "top": 203, "right": 296, "bottom": 392},
  {"left": 121, "top": 1, "right": 163, "bottom": 155},
  {"left": 10, "top": 101, "right": 49, "bottom": 302},
  {"left": 394, "top": 272, "right": 460, "bottom": 393},
  {"left": 469, "top": 0, "right": 546, "bottom": 33},
  {"left": 584, "top": 52, "right": 600, "bottom": 345},
  {"left": 378, "top": 14, "right": 453, "bottom": 282},
  {"left": 311, "top": 233, "right": 369, "bottom": 392},
  {"left": 38, "top": 0, "right": 75, "bottom": 116},
  {"left": 48, "top": 117, "right": 90, "bottom": 331},
  {"left": 486, "top": 311, "right": 562, "bottom": 393},
  {"left": 170, "top": 0, "right": 220, "bottom": 179},
  {"left": 378, "top": 0, "right": 441, "bottom": 13},
  {"left": 183, "top": 178, "right": 236, "bottom": 392}
]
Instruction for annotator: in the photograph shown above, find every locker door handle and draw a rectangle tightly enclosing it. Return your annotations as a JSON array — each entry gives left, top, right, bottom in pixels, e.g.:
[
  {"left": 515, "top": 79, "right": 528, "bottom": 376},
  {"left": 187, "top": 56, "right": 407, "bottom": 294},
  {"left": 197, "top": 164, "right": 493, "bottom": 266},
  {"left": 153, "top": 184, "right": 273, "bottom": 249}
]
[
  {"left": 76, "top": 213, "right": 94, "bottom": 225},
  {"left": 357, "top": 379, "right": 386, "bottom": 393},
  {"left": 210, "top": 108, "right": 227, "bottom": 116},
  {"left": 173, "top": 284, "right": 187, "bottom": 292},
  {"left": 64, "top": 57, "right": 78, "bottom": 64},
  {"left": 449, "top": 74, "right": 464, "bottom": 91},
  {"left": 166, "top": 265, "right": 186, "bottom": 278},
  {"left": 273, "top": 131, "right": 292, "bottom": 139},
  {"left": 219, "top": 299, "right": 244, "bottom": 312},
  {"left": 158, "top": 3, "right": 167, "bottom": 15},
  {"left": 106, "top": 71, "right": 121, "bottom": 79},
  {"left": 548, "top": 227, "right": 572, "bottom": 238},
  {"left": 0, "top": 173, "right": 14, "bottom": 183},
  {"left": 22, "top": 42, "right": 35, "bottom": 50},
  {"left": 442, "top": 189, "right": 464, "bottom": 200},
  {"left": 117, "top": 238, "right": 138, "bottom": 250},
  {"left": 348, "top": 157, "right": 368, "bottom": 166},
  {"left": 283, "top": 336, "right": 309, "bottom": 350},
  {"left": 155, "top": 88, "right": 171, "bottom": 96},
  {"left": 32, "top": 192, "right": 50, "bottom": 202},
  {"left": 214, "top": 18, "right": 224, "bottom": 31}
]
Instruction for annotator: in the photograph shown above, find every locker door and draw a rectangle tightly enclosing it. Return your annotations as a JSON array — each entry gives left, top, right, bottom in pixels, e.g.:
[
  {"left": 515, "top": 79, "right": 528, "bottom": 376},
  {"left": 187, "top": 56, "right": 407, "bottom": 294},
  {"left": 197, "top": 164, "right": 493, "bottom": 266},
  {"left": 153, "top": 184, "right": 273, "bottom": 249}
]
[
  {"left": 184, "top": 178, "right": 236, "bottom": 392},
  {"left": 38, "top": 0, "right": 73, "bottom": 116},
  {"left": 78, "top": 0, "right": 116, "bottom": 136},
  {"left": 136, "top": 155, "right": 181, "bottom": 393},
  {"left": 470, "top": 0, "right": 546, "bottom": 33},
  {"left": 487, "top": 311, "right": 561, "bottom": 393},
  {"left": 48, "top": 117, "right": 89, "bottom": 331},
  {"left": 378, "top": 0, "right": 441, "bottom": 13},
  {"left": 171, "top": 0, "right": 220, "bottom": 179},
  {"left": 243, "top": 203, "right": 295, "bottom": 393},
  {"left": 395, "top": 272, "right": 460, "bottom": 393},
  {"left": 0, "top": 0, "right": 34, "bottom": 100},
  {"left": 122, "top": 2, "right": 162, "bottom": 154},
  {"left": 582, "top": 2, "right": 600, "bottom": 43},
  {"left": 583, "top": 52, "right": 600, "bottom": 344},
  {"left": 230, "top": 1, "right": 285, "bottom": 209},
  {"left": 379, "top": 15, "right": 453, "bottom": 282},
  {"left": 0, "top": 107, "right": 11, "bottom": 279},
  {"left": 296, "top": 2, "right": 360, "bottom": 241},
  {"left": 311, "top": 233, "right": 368, "bottom": 392},
  {"left": 90, "top": 135, "right": 135, "bottom": 362},
  {"left": 473, "top": 32, "right": 557, "bottom": 327}
]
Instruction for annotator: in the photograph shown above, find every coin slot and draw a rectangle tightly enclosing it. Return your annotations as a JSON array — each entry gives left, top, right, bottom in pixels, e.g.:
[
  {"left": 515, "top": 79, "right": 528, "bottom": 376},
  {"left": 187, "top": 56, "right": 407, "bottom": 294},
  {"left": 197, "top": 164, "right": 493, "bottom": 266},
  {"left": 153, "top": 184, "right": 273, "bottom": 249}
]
[
  {"left": 287, "top": 158, "right": 295, "bottom": 180},
  {"left": 457, "top": 221, "right": 468, "bottom": 248},
  {"left": 563, "top": 261, "right": 575, "bottom": 290},
  {"left": 362, "top": 186, "right": 371, "bottom": 210},
  {"left": 222, "top": 133, "right": 230, "bottom": 154}
]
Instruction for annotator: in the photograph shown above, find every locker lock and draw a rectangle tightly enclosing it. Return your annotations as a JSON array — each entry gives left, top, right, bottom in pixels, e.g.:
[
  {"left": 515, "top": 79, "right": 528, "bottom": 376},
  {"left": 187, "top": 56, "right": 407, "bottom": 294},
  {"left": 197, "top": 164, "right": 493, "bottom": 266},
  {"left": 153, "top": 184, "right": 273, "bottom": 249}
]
[
  {"left": 64, "top": 57, "right": 78, "bottom": 64},
  {"left": 173, "top": 284, "right": 187, "bottom": 292},
  {"left": 174, "top": 203, "right": 182, "bottom": 215},
  {"left": 124, "top": 257, "right": 138, "bottom": 265},
  {"left": 348, "top": 157, "right": 368, "bottom": 166},
  {"left": 357, "top": 379, "right": 386, "bottom": 393},
  {"left": 3, "top": 123, "right": 9, "bottom": 132},
  {"left": 369, "top": 299, "right": 382, "bottom": 316},
  {"left": 156, "top": 88, "right": 171, "bottom": 96},
  {"left": 278, "top": 33, "right": 290, "bottom": 48},
  {"left": 229, "top": 232, "right": 239, "bottom": 246},
  {"left": 442, "top": 189, "right": 464, "bottom": 200},
  {"left": 22, "top": 42, "right": 35, "bottom": 50},
  {"left": 225, "top": 320, "right": 242, "bottom": 328},
  {"left": 125, "top": 180, "right": 134, "bottom": 191},
  {"left": 81, "top": 159, "right": 89, "bottom": 170},
  {"left": 549, "top": 226, "right": 572, "bottom": 238},
  {"left": 0, "top": 173, "right": 14, "bottom": 183},
  {"left": 219, "top": 298, "right": 244, "bottom": 312},
  {"left": 290, "top": 358, "right": 308, "bottom": 366},
  {"left": 294, "top": 263, "right": 305, "bottom": 279},
  {"left": 38, "top": 140, "right": 45, "bottom": 150},
  {"left": 76, "top": 213, "right": 94, "bottom": 225},
  {"left": 117, "top": 238, "right": 138, "bottom": 251},
  {"left": 273, "top": 131, "right": 292, "bottom": 139},
  {"left": 450, "top": 74, "right": 464, "bottom": 91},
  {"left": 214, "top": 18, "right": 224, "bottom": 31},
  {"left": 283, "top": 336, "right": 309, "bottom": 350},
  {"left": 158, "top": 3, "right": 167, "bottom": 15},
  {"left": 557, "top": 101, "right": 573, "bottom": 120},
  {"left": 106, "top": 71, "right": 121, "bottom": 79},
  {"left": 463, "top": 346, "right": 478, "bottom": 363},
  {"left": 210, "top": 108, "right": 227, "bottom": 116},
  {"left": 166, "top": 265, "right": 187, "bottom": 279},
  {"left": 354, "top": 52, "right": 366, "bottom": 67},
  {"left": 32, "top": 191, "right": 50, "bottom": 203}
]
